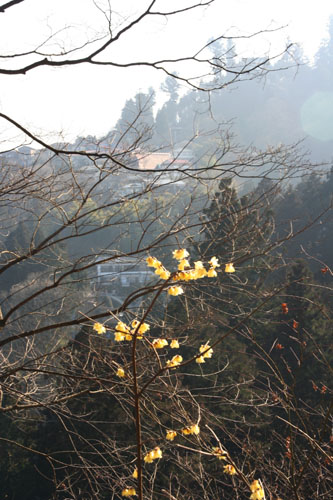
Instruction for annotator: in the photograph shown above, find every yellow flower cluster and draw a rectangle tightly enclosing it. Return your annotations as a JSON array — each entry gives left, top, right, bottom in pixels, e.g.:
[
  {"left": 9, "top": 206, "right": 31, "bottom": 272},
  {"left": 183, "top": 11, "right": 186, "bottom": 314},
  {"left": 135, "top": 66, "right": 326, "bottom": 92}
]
[
  {"left": 155, "top": 266, "right": 171, "bottom": 280},
  {"left": 223, "top": 464, "right": 237, "bottom": 475},
  {"left": 166, "top": 430, "right": 177, "bottom": 441},
  {"left": 181, "top": 424, "right": 200, "bottom": 435},
  {"left": 93, "top": 322, "right": 106, "bottom": 334},
  {"left": 151, "top": 338, "right": 179, "bottom": 349},
  {"left": 152, "top": 338, "right": 168, "bottom": 349},
  {"left": 121, "top": 488, "right": 137, "bottom": 497},
  {"left": 171, "top": 252, "right": 220, "bottom": 282},
  {"left": 144, "top": 447, "right": 162, "bottom": 463},
  {"left": 175, "top": 269, "right": 201, "bottom": 281},
  {"left": 114, "top": 320, "right": 150, "bottom": 342},
  {"left": 250, "top": 480, "right": 265, "bottom": 500},
  {"left": 146, "top": 256, "right": 170, "bottom": 279},
  {"left": 212, "top": 447, "right": 228, "bottom": 460},
  {"left": 165, "top": 423, "right": 200, "bottom": 441},
  {"left": 115, "top": 321, "right": 131, "bottom": 341},
  {"left": 166, "top": 355, "right": 183, "bottom": 368},
  {"left": 146, "top": 250, "right": 224, "bottom": 292},
  {"left": 196, "top": 342, "right": 214, "bottom": 364}
]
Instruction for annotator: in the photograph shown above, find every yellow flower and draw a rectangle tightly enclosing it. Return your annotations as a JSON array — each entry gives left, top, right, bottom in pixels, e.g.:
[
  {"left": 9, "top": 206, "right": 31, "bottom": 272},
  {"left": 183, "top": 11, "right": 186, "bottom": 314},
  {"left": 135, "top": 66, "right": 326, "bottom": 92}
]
[
  {"left": 131, "top": 319, "right": 140, "bottom": 330},
  {"left": 176, "top": 270, "right": 193, "bottom": 281},
  {"left": 125, "top": 333, "right": 133, "bottom": 341},
  {"left": 152, "top": 338, "right": 168, "bottom": 349},
  {"left": 178, "top": 259, "right": 190, "bottom": 271},
  {"left": 159, "top": 269, "right": 171, "bottom": 280},
  {"left": 116, "top": 321, "right": 130, "bottom": 334},
  {"left": 155, "top": 265, "right": 170, "bottom": 279},
  {"left": 223, "top": 464, "right": 237, "bottom": 475},
  {"left": 146, "top": 256, "right": 162, "bottom": 268},
  {"left": 144, "top": 447, "right": 162, "bottom": 462},
  {"left": 250, "top": 480, "right": 265, "bottom": 500},
  {"left": 209, "top": 256, "right": 220, "bottom": 268},
  {"left": 170, "top": 339, "right": 179, "bottom": 349},
  {"left": 130, "top": 321, "right": 149, "bottom": 340},
  {"left": 122, "top": 488, "right": 137, "bottom": 496},
  {"left": 207, "top": 268, "right": 217, "bottom": 277},
  {"left": 143, "top": 452, "right": 154, "bottom": 463},
  {"left": 173, "top": 248, "right": 189, "bottom": 260},
  {"left": 93, "top": 322, "right": 106, "bottom": 334},
  {"left": 200, "top": 343, "right": 213, "bottom": 358},
  {"left": 182, "top": 270, "right": 194, "bottom": 280},
  {"left": 132, "top": 468, "right": 138, "bottom": 479},
  {"left": 168, "top": 286, "right": 184, "bottom": 296},
  {"left": 166, "top": 355, "right": 183, "bottom": 368},
  {"left": 115, "top": 322, "right": 130, "bottom": 341},
  {"left": 166, "top": 430, "right": 177, "bottom": 441},
  {"left": 182, "top": 424, "right": 200, "bottom": 435},
  {"left": 193, "top": 267, "right": 207, "bottom": 279},
  {"left": 152, "top": 446, "right": 162, "bottom": 459},
  {"left": 190, "top": 424, "right": 200, "bottom": 434},
  {"left": 139, "top": 324, "right": 150, "bottom": 334},
  {"left": 212, "top": 447, "right": 227, "bottom": 460},
  {"left": 146, "top": 255, "right": 155, "bottom": 266},
  {"left": 132, "top": 320, "right": 150, "bottom": 335},
  {"left": 196, "top": 355, "right": 205, "bottom": 364},
  {"left": 181, "top": 427, "right": 191, "bottom": 435},
  {"left": 250, "top": 480, "right": 260, "bottom": 492},
  {"left": 116, "top": 367, "right": 125, "bottom": 378},
  {"left": 114, "top": 331, "right": 125, "bottom": 342},
  {"left": 194, "top": 260, "right": 204, "bottom": 269},
  {"left": 225, "top": 263, "right": 235, "bottom": 273}
]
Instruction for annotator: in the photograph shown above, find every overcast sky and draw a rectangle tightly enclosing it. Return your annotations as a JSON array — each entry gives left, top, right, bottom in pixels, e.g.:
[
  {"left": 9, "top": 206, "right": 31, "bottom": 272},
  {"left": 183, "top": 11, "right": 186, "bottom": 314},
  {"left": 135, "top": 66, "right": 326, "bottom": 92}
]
[{"left": 1, "top": 0, "right": 333, "bottom": 147}]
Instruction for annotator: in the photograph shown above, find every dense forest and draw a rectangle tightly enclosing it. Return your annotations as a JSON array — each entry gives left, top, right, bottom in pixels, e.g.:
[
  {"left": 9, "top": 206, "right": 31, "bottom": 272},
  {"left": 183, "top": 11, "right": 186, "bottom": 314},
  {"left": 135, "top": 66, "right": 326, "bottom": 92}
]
[{"left": 0, "top": 4, "right": 332, "bottom": 500}]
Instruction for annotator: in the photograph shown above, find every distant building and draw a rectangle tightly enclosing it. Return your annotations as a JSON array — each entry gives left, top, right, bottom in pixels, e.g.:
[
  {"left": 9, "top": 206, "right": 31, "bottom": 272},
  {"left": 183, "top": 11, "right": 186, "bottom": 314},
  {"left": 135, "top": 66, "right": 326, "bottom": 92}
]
[
  {"left": 136, "top": 152, "right": 172, "bottom": 170},
  {"left": 93, "top": 255, "right": 155, "bottom": 310}
]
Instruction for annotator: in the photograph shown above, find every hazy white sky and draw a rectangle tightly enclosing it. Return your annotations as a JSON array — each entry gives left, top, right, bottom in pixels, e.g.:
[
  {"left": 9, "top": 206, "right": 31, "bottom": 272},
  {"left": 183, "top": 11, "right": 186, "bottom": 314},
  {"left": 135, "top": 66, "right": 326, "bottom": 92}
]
[{"left": 0, "top": 0, "right": 333, "bottom": 146}]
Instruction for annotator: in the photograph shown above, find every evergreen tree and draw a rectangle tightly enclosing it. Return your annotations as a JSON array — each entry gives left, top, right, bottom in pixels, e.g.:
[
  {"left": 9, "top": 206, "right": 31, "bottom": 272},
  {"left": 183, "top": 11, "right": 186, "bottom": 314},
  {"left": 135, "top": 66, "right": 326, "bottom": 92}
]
[
  {"left": 201, "top": 177, "right": 241, "bottom": 261},
  {"left": 115, "top": 90, "right": 155, "bottom": 148}
]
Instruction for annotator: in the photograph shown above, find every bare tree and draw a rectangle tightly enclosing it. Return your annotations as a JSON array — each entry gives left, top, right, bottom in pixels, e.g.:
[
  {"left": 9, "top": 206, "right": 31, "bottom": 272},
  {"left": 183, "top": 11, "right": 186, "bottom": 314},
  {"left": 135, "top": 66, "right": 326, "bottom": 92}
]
[{"left": 0, "top": 2, "right": 331, "bottom": 500}]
